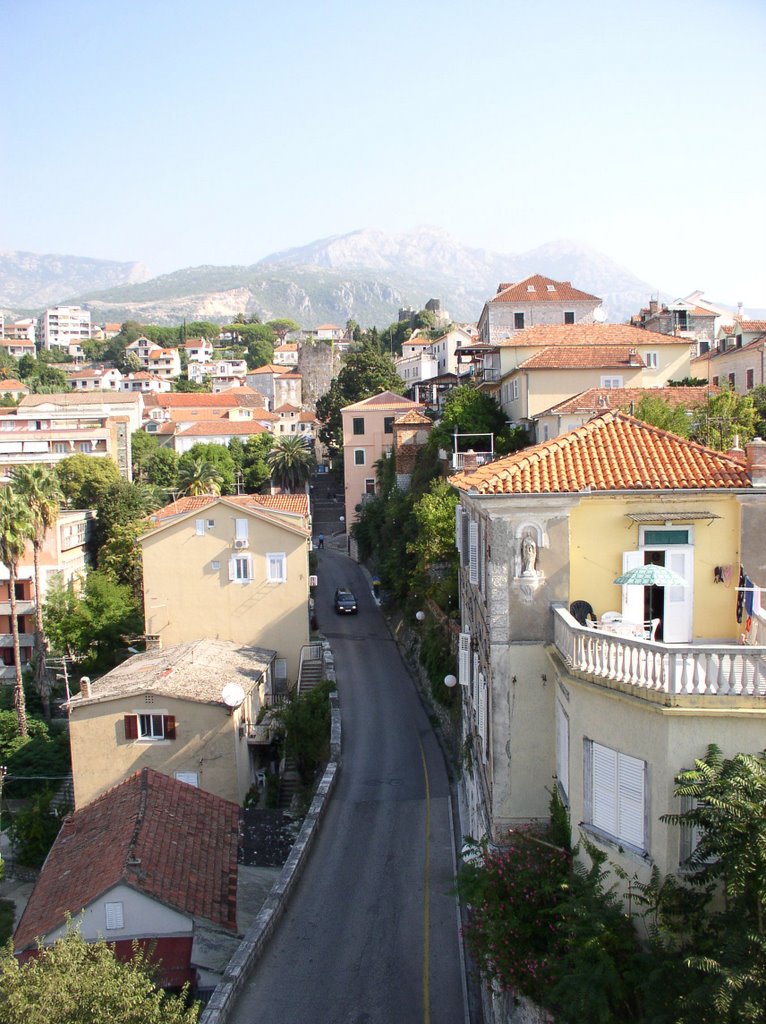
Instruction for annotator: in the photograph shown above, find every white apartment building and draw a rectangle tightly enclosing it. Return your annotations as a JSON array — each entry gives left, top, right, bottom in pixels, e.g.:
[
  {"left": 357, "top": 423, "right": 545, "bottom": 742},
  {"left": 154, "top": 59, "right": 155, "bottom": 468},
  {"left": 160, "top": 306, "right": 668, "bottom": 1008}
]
[{"left": 39, "top": 306, "right": 91, "bottom": 351}]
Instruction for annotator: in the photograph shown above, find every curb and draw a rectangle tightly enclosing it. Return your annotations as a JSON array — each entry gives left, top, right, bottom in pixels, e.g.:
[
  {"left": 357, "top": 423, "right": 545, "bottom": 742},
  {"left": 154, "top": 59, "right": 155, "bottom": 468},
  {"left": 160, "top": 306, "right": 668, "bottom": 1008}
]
[{"left": 200, "top": 670, "right": 340, "bottom": 1023}]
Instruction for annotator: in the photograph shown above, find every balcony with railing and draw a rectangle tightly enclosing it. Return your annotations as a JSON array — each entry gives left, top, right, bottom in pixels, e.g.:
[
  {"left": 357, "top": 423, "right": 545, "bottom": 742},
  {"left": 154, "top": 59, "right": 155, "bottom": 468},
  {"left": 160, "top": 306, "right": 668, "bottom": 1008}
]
[{"left": 552, "top": 605, "right": 766, "bottom": 699}]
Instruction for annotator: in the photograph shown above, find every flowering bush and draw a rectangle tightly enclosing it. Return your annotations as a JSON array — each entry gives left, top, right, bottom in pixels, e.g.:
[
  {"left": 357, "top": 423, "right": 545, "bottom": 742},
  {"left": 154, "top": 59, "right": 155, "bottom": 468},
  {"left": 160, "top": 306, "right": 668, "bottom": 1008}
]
[{"left": 458, "top": 832, "right": 570, "bottom": 1004}]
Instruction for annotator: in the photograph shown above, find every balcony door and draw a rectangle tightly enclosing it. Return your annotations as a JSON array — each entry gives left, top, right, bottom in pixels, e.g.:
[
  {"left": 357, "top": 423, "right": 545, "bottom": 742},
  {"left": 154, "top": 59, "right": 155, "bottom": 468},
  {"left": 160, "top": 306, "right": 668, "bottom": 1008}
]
[{"left": 622, "top": 528, "right": 694, "bottom": 643}]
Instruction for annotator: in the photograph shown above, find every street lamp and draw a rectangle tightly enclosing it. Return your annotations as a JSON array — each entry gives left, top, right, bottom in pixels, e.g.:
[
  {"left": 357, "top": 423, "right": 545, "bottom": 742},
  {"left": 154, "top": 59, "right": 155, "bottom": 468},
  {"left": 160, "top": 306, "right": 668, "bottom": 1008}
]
[
  {"left": 444, "top": 673, "right": 457, "bottom": 688},
  {"left": 415, "top": 610, "right": 426, "bottom": 623}
]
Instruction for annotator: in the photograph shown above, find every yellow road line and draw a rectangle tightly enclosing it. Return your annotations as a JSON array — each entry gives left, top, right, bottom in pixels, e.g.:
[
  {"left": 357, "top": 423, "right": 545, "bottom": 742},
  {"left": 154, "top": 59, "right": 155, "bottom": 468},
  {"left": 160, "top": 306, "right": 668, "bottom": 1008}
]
[{"left": 419, "top": 736, "right": 431, "bottom": 1024}]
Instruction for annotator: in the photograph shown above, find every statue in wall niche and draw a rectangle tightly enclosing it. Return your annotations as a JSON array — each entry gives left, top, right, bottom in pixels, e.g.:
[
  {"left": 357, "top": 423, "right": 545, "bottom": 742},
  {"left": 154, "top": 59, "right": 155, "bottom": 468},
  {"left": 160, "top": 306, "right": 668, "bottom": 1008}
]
[{"left": 520, "top": 533, "right": 538, "bottom": 577}]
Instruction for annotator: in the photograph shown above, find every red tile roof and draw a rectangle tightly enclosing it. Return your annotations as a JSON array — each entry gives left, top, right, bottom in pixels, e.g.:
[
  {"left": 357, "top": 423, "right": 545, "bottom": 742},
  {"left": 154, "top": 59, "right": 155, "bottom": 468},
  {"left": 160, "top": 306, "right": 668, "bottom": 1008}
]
[
  {"left": 273, "top": 403, "right": 301, "bottom": 413},
  {"left": 0, "top": 379, "right": 28, "bottom": 390},
  {"left": 14, "top": 769, "right": 239, "bottom": 951},
  {"left": 452, "top": 411, "right": 751, "bottom": 494},
  {"left": 343, "top": 390, "right": 421, "bottom": 412},
  {"left": 149, "top": 392, "right": 240, "bottom": 408},
  {"left": 736, "top": 320, "right": 766, "bottom": 333},
  {"left": 277, "top": 372, "right": 302, "bottom": 379},
  {"left": 496, "top": 323, "right": 684, "bottom": 348},
  {"left": 490, "top": 275, "right": 601, "bottom": 303},
  {"left": 178, "top": 420, "right": 269, "bottom": 436},
  {"left": 540, "top": 385, "right": 716, "bottom": 416},
  {"left": 517, "top": 346, "right": 645, "bottom": 369},
  {"left": 247, "top": 364, "right": 284, "bottom": 375},
  {"left": 150, "top": 493, "right": 310, "bottom": 521}
]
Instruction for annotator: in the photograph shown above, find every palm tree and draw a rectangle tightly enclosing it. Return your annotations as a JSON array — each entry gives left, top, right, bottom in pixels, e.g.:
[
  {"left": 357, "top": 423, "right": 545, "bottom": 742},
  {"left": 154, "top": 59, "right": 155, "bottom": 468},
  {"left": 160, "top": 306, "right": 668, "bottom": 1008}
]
[
  {"left": 0, "top": 486, "right": 35, "bottom": 736},
  {"left": 176, "top": 458, "right": 223, "bottom": 496},
  {"left": 13, "top": 465, "right": 63, "bottom": 719},
  {"left": 267, "top": 436, "right": 316, "bottom": 492}
]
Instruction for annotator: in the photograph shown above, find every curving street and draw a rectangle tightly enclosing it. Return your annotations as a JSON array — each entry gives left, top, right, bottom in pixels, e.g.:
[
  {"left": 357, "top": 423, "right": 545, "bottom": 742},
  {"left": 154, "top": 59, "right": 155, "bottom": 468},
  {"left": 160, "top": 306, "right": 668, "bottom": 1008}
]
[{"left": 229, "top": 544, "right": 468, "bottom": 1024}]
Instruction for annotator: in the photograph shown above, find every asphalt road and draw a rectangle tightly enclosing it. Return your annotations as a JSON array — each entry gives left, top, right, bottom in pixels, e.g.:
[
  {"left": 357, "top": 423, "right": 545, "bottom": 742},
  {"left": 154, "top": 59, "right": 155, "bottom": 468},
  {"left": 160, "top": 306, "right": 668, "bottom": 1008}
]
[{"left": 229, "top": 546, "right": 468, "bottom": 1024}]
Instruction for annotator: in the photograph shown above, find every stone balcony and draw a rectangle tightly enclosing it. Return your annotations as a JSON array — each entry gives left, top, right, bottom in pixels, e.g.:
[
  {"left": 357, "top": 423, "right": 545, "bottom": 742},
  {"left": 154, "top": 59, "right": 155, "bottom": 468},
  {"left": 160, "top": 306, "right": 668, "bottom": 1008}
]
[{"left": 552, "top": 605, "right": 766, "bottom": 700}]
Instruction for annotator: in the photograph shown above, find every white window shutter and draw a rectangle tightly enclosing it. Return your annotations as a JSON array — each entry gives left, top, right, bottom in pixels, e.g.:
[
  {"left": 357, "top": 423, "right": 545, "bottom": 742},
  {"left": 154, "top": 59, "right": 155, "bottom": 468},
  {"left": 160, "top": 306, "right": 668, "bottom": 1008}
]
[
  {"left": 592, "top": 743, "right": 618, "bottom": 836},
  {"left": 195, "top": 519, "right": 205, "bottom": 536},
  {"left": 228, "top": 556, "right": 236, "bottom": 581},
  {"left": 468, "top": 521, "right": 479, "bottom": 585},
  {"left": 617, "top": 752, "right": 645, "bottom": 849},
  {"left": 472, "top": 652, "right": 479, "bottom": 706},
  {"left": 235, "top": 517, "right": 248, "bottom": 541},
  {"left": 455, "top": 504, "right": 463, "bottom": 554},
  {"left": 458, "top": 633, "right": 471, "bottom": 686},
  {"left": 556, "top": 702, "right": 569, "bottom": 796},
  {"left": 478, "top": 672, "right": 487, "bottom": 758}
]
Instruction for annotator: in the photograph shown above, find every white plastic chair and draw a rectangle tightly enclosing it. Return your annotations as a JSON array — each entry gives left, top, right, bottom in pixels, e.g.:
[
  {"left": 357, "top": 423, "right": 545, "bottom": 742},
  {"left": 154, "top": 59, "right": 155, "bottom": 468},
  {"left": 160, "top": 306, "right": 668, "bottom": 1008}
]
[
  {"left": 601, "top": 611, "right": 623, "bottom": 623},
  {"left": 644, "top": 618, "right": 661, "bottom": 640}
]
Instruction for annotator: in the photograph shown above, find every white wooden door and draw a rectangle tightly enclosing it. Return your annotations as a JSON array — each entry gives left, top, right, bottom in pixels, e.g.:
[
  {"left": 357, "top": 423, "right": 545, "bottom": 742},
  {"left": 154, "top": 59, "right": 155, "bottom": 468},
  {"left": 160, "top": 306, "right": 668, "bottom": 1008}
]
[
  {"left": 663, "top": 546, "right": 693, "bottom": 643},
  {"left": 620, "top": 551, "right": 644, "bottom": 623}
]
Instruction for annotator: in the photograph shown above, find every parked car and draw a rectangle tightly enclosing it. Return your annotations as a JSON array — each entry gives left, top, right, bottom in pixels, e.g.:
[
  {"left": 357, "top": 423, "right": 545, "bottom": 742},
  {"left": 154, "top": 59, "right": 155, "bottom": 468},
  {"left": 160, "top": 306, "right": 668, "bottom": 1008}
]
[{"left": 334, "top": 588, "right": 358, "bottom": 614}]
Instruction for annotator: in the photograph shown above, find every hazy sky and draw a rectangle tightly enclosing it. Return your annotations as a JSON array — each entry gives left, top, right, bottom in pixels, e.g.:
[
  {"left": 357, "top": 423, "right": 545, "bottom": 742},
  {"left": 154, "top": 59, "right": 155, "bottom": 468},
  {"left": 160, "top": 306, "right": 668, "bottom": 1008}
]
[{"left": 2, "top": 0, "right": 764, "bottom": 305}]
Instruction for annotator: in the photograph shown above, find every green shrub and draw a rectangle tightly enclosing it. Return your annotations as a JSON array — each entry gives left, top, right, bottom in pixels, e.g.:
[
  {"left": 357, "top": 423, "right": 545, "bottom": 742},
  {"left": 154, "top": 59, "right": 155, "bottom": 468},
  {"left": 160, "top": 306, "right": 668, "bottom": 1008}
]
[
  {"left": 7, "top": 788, "right": 68, "bottom": 868},
  {"left": 276, "top": 680, "right": 335, "bottom": 785}
]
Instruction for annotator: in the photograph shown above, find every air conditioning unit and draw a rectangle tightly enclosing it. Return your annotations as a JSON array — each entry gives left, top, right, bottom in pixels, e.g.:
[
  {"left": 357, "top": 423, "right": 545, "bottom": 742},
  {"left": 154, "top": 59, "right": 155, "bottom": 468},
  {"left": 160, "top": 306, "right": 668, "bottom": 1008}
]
[{"left": 234, "top": 539, "right": 249, "bottom": 550}]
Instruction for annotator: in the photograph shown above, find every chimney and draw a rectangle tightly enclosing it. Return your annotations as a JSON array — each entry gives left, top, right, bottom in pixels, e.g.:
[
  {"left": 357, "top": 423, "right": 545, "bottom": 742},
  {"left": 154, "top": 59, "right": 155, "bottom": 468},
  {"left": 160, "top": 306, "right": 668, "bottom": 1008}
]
[
  {"left": 727, "top": 435, "right": 746, "bottom": 463},
  {"left": 648, "top": 299, "right": 659, "bottom": 315},
  {"left": 746, "top": 438, "right": 766, "bottom": 485},
  {"left": 144, "top": 634, "right": 162, "bottom": 652},
  {"left": 79, "top": 676, "right": 92, "bottom": 699},
  {"left": 462, "top": 449, "right": 478, "bottom": 472}
]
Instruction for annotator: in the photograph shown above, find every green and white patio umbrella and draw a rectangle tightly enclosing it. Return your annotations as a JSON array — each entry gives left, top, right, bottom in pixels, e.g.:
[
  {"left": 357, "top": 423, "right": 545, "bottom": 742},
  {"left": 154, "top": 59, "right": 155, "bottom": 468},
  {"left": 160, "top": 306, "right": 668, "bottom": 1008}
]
[{"left": 613, "top": 564, "right": 688, "bottom": 587}]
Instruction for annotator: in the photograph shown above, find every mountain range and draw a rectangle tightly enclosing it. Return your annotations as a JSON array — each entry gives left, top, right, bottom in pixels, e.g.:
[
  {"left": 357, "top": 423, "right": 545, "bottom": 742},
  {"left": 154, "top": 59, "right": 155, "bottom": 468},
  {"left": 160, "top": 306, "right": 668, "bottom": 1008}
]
[{"left": 1, "top": 228, "right": 670, "bottom": 328}]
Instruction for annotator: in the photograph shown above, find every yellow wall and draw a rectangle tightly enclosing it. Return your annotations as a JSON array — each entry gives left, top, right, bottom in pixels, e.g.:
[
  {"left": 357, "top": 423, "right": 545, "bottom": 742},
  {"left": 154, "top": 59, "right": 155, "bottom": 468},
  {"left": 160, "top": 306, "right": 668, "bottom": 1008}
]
[
  {"left": 559, "top": 670, "right": 766, "bottom": 884},
  {"left": 569, "top": 494, "right": 741, "bottom": 640},
  {"left": 141, "top": 508, "right": 309, "bottom": 680},
  {"left": 69, "top": 694, "right": 251, "bottom": 808}
]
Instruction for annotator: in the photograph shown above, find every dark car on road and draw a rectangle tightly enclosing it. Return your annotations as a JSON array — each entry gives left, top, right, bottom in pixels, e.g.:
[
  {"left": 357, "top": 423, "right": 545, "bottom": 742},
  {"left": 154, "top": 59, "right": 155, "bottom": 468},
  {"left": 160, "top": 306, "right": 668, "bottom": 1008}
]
[{"left": 334, "top": 588, "right": 358, "bottom": 614}]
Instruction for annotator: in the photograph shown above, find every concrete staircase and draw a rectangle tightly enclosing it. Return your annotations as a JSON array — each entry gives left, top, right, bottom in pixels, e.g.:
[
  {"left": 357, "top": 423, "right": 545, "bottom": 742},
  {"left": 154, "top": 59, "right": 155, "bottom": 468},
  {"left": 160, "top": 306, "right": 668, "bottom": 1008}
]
[
  {"left": 278, "top": 755, "right": 301, "bottom": 810},
  {"left": 311, "top": 470, "right": 344, "bottom": 544},
  {"left": 298, "top": 657, "right": 323, "bottom": 694}
]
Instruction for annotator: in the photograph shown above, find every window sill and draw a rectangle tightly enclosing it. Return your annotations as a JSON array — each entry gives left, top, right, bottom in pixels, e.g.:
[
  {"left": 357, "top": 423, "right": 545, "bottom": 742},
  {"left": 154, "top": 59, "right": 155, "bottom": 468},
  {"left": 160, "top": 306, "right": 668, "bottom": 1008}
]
[{"left": 580, "top": 823, "right": 650, "bottom": 863}]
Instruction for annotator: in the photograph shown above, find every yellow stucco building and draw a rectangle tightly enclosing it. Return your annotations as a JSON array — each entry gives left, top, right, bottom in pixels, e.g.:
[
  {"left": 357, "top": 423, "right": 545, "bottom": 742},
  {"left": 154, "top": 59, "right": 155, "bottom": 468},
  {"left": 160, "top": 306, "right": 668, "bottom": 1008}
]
[
  {"left": 452, "top": 412, "right": 766, "bottom": 889},
  {"left": 139, "top": 494, "right": 311, "bottom": 684}
]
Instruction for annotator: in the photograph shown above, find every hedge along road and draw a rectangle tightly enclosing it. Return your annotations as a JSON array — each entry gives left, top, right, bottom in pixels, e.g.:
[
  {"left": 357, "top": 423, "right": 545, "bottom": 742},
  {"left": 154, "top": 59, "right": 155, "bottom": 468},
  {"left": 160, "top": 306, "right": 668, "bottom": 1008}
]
[{"left": 228, "top": 545, "right": 468, "bottom": 1024}]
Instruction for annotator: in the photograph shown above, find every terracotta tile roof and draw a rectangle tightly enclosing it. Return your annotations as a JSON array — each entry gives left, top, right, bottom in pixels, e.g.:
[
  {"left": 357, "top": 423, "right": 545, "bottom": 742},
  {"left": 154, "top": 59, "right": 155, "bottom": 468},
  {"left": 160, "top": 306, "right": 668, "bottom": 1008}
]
[
  {"left": 315, "top": 324, "right": 341, "bottom": 330},
  {"left": 393, "top": 409, "right": 432, "bottom": 425},
  {"left": 343, "top": 390, "right": 422, "bottom": 412},
  {"left": 254, "top": 409, "right": 279, "bottom": 421},
  {"left": 490, "top": 275, "right": 601, "bottom": 303},
  {"left": 736, "top": 320, "right": 766, "bottom": 333},
  {"left": 178, "top": 420, "right": 269, "bottom": 436},
  {"left": 184, "top": 338, "right": 211, "bottom": 348},
  {"left": 150, "top": 493, "right": 310, "bottom": 522},
  {"left": 496, "top": 323, "right": 683, "bottom": 348},
  {"left": 14, "top": 768, "right": 239, "bottom": 951},
  {"left": 404, "top": 338, "right": 432, "bottom": 346},
  {"left": 539, "top": 385, "right": 716, "bottom": 417},
  {"left": 277, "top": 372, "right": 302, "bottom": 379},
  {"left": 150, "top": 392, "right": 239, "bottom": 408},
  {"left": 0, "top": 379, "right": 29, "bottom": 390},
  {"left": 298, "top": 411, "right": 317, "bottom": 423},
  {"left": 273, "top": 403, "right": 301, "bottom": 413},
  {"left": 452, "top": 411, "right": 751, "bottom": 494},
  {"left": 274, "top": 343, "right": 298, "bottom": 351},
  {"left": 67, "top": 367, "right": 117, "bottom": 379},
  {"left": 517, "top": 346, "right": 645, "bottom": 369},
  {"left": 248, "top": 364, "right": 284, "bottom": 375}
]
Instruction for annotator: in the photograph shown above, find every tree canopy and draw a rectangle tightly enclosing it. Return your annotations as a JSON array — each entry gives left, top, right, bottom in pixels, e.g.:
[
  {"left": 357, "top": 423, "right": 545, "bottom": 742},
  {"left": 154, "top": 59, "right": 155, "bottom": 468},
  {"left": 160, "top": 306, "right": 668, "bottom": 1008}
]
[
  {"left": 316, "top": 344, "right": 404, "bottom": 454},
  {"left": 267, "top": 435, "right": 316, "bottom": 492},
  {"left": 56, "top": 454, "right": 121, "bottom": 508},
  {"left": 0, "top": 929, "right": 199, "bottom": 1023}
]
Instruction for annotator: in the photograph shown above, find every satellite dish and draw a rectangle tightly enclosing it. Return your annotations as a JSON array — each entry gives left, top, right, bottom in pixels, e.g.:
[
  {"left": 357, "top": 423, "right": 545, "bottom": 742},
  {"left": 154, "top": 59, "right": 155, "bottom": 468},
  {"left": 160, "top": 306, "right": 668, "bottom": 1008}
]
[
  {"left": 221, "top": 682, "right": 246, "bottom": 708},
  {"left": 593, "top": 307, "right": 607, "bottom": 323}
]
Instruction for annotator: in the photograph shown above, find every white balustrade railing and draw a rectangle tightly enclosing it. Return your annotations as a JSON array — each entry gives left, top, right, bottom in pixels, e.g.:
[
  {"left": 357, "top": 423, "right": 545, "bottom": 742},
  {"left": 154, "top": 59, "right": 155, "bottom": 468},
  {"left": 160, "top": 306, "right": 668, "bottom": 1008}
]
[{"left": 553, "top": 605, "right": 766, "bottom": 697}]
